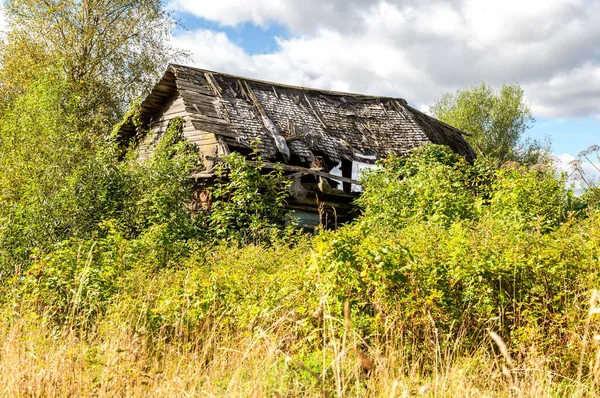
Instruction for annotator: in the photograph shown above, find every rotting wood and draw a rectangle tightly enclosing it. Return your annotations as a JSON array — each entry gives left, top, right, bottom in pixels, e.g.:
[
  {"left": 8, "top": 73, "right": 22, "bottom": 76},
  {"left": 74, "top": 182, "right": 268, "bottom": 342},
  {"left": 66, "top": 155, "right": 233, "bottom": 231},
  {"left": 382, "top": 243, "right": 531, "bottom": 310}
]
[
  {"left": 117, "top": 64, "right": 476, "bottom": 171},
  {"left": 303, "top": 93, "right": 328, "bottom": 130},
  {"left": 187, "top": 138, "right": 218, "bottom": 148},
  {"left": 174, "top": 80, "right": 214, "bottom": 96},
  {"left": 192, "top": 172, "right": 215, "bottom": 179},
  {"left": 180, "top": 90, "right": 219, "bottom": 106},
  {"left": 190, "top": 114, "right": 229, "bottom": 125},
  {"left": 185, "top": 131, "right": 218, "bottom": 141},
  {"left": 242, "top": 81, "right": 291, "bottom": 160},
  {"left": 242, "top": 81, "right": 268, "bottom": 118},
  {"left": 217, "top": 136, "right": 231, "bottom": 155},
  {"left": 204, "top": 72, "right": 223, "bottom": 97},
  {"left": 200, "top": 157, "right": 361, "bottom": 185}
]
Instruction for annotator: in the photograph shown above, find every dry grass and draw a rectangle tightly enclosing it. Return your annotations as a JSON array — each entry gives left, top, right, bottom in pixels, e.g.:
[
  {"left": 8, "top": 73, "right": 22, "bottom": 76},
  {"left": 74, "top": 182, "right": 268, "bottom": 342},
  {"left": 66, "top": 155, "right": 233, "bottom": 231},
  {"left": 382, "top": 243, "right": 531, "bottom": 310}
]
[{"left": 1, "top": 297, "right": 599, "bottom": 398}]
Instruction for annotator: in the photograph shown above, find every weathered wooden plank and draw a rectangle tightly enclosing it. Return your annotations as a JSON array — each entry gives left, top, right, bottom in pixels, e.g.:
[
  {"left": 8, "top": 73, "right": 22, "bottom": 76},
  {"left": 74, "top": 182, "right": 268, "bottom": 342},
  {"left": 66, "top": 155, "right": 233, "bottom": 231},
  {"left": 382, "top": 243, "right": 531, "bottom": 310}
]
[
  {"left": 192, "top": 172, "right": 216, "bottom": 179},
  {"left": 161, "top": 99, "right": 187, "bottom": 117},
  {"left": 206, "top": 157, "right": 361, "bottom": 185},
  {"left": 190, "top": 115, "right": 229, "bottom": 125},
  {"left": 181, "top": 90, "right": 219, "bottom": 105},
  {"left": 204, "top": 129, "right": 242, "bottom": 141},
  {"left": 176, "top": 80, "right": 213, "bottom": 96},
  {"left": 296, "top": 196, "right": 355, "bottom": 208},
  {"left": 287, "top": 212, "right": 321, "bottom": 229},
  {"left": 187, "top": 136, "right": 218, "bottom": 146},
  {"left": 155, "top": 80, "right": 177, "bottom": 89},
  {"left": 184, "top": 104, "right": 220, "bottom": 118},
  {"left": 151, "top": 85, "right": 177, "bottom": 96},
  {"left": 191, "top": 122, "right": 234, "bottom": 136},
  {"left": 149, "top": 112, "right": 188, "bottom": 129},
  {"left": 185, "top": 129, "right": 214, "bottom": 137},
  {"left": 185, "top": 132, "right": 218, "bottom": 143},
  {"left": 220, "top": 136, "right": 251, "bottom": 149}
]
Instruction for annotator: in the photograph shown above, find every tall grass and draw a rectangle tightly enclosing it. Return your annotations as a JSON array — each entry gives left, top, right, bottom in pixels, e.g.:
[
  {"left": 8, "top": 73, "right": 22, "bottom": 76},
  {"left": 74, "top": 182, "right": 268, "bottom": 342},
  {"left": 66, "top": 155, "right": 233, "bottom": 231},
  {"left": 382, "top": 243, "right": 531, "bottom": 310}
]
[{"left": 1, "top": 290, "right": 599, "bottom": 397}]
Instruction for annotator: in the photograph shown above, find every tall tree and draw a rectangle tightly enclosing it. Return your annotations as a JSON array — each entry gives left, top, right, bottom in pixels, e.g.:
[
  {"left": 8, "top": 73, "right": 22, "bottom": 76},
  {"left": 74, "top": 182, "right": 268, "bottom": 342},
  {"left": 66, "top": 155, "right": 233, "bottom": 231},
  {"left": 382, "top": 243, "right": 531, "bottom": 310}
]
[
  {"left": 0, "top": 0, "right": 180, "bottom": 131},
  {"left": 430, "top": 82, "right": 548, "bottom": 165},
  {"left": 0, "top": 1, "right": 186, "bottom": 271}
]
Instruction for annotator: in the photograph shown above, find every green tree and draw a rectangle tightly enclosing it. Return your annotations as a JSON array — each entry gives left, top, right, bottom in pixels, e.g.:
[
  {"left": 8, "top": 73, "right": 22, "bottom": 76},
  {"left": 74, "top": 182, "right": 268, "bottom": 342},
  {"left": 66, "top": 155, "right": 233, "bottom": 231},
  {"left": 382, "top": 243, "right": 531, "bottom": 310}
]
[
  {"left": 0, "top": 71, "right": 116, "bottom": 272},
  {"left": 0, "top": 0, "right": 179, "bottom": 131},
  {"left": 430, "top": 82, "right": 547, "bottom": 165}
]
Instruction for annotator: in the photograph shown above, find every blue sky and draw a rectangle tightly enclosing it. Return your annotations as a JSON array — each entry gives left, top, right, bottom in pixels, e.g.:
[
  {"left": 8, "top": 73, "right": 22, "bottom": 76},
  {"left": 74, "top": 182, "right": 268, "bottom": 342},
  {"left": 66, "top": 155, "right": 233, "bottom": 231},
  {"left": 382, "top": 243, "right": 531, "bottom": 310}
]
[
  {"left": 168, "top": 0, "right": 600, "bottom": 173},
  {"left": 529, "top": 117, "right": 600, "bottom": 157},
  {"left": 174, "top": 14, "right": 286, "bottom": 56}
]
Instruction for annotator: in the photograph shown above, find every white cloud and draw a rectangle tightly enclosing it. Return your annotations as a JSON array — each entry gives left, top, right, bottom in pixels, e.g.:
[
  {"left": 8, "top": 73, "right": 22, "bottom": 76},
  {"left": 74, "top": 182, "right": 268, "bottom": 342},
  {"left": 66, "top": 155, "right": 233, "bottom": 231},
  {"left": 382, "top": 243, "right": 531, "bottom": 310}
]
[
  {"left": 172, "top": 28, "right": 439, "bottom": 105},
  {"left": 170, "top": 0, "right": 600, "bottom": 118},
  {"left": 169, "top": 0, "right": 368, "bottom": 33},
  {"left": 525, "top": 64, "right": 600, "bottom": 118}
]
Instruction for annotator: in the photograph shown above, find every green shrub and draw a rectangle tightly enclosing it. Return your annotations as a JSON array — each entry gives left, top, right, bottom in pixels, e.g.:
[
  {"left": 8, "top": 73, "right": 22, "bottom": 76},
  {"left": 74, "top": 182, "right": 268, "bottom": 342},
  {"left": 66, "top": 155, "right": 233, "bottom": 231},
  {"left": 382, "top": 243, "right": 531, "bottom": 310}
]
[
  {"left": 0, "top": 71, "right": 122, "bottom": 273},
  {"left": 356, "top": 145, "right": 485, "bottom": 229},
  {"left": 489, "top": 162, "right": 571, "bottom": 231},
  {"left": 117, "top": 117, "right": 202, "bottom": 240},
  {"left": 16, "top": 223, "right": 130, "bottom": 326},
  {"left": 208, "top": 150, "right": 292, "bottom": 244}
]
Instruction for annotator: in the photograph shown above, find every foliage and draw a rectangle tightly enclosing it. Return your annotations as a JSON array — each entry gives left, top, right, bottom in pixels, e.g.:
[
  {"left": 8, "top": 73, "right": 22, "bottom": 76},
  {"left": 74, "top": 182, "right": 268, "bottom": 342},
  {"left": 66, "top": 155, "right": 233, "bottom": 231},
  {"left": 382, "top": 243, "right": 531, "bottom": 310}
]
[
  {"left": 16, "top": 224, "right": 130, "bottom": 326},
  {"left": 489, "top": 162, "right": 572, "bottom": 231},
  {"left": 356, "top": 145, "right": 487, "bottom": 229},
  {"left": 0, "top": 0, "right": 180, "bottom": 131},
  {"left": 0, "top": 71, "right": 200, "bottom": 274},
  {"left": 0, "top": 69, "right": 296, "bottom": 277},
  {"left": 430, "top": 82, "right": 548, "bottom": 165},
  {"left": 4, "top": 136, "right": 600, "bottom": 392},
  {"left": 0, "top": 71, "right": 118, "bottom": 273},
  {"left": 117, "top": 117, "right": 201, "bottom": 240},
  {"left": 311, "top": 146, "right": 585, "bottom": 354},
  {"left": 208, "top": 149, "right": 292, "bottom": 244},
  {"left": 0, "top": 2, "right": 599, "bottom": 388}
]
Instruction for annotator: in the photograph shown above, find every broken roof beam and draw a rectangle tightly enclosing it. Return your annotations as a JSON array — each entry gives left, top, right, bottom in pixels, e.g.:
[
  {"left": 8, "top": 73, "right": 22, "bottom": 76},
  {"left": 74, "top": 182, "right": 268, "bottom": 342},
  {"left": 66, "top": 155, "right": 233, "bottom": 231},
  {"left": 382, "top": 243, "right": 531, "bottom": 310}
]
[{"left": 197, "top": 157, "right": 361, "bottom": 186}]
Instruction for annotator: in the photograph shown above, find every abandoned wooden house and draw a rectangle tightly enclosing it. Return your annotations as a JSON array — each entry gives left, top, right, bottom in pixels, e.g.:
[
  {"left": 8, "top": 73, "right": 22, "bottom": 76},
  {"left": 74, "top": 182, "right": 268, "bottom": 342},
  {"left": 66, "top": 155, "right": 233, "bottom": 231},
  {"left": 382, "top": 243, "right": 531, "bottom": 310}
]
[{"left": 117, "top": 64, "right": 475, "bottom": 228}]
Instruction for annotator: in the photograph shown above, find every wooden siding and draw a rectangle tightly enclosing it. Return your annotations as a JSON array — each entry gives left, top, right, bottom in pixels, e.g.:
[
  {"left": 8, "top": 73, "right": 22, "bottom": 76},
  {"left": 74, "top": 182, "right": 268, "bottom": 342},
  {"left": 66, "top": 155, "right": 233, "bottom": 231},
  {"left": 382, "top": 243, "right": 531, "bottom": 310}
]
[{"left": 139, "top": 95, "right": 221, "bottom": 160}]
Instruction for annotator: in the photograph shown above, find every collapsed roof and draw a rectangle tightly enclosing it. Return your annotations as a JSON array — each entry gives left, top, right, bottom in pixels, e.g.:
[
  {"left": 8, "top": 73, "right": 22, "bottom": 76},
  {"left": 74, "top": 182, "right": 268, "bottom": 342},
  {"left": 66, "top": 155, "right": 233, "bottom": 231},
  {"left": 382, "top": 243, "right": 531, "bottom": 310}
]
[{"left": 117, "top": 64, "right": 475, "bottom": 165}]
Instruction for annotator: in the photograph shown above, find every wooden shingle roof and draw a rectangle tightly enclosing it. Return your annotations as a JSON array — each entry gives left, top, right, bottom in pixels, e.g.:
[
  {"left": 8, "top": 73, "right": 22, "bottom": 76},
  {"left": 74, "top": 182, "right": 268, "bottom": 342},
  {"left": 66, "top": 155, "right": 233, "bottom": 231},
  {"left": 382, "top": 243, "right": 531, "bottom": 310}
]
[{"left": 118, "top": 64, "right": 475, "bottom": 164}]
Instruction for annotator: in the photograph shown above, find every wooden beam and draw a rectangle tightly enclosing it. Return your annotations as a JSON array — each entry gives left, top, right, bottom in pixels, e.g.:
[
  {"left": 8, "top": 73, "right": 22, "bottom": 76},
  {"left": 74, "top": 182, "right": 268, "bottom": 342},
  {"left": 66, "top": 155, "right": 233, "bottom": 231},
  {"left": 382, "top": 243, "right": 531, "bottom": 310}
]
[{"left": 202, "top": 156, "right": 361, "bottom": 185}]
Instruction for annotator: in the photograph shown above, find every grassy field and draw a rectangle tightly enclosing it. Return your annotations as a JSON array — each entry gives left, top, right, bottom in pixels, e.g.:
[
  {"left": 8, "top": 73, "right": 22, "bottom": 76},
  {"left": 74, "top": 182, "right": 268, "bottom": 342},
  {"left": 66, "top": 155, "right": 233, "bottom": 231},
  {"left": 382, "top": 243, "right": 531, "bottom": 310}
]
[
  {"left": 1, "top": 298, "right": 599, "bottom": 397},
  {"left": 1, "top": 122, "right": 600, "bottom": 396}
]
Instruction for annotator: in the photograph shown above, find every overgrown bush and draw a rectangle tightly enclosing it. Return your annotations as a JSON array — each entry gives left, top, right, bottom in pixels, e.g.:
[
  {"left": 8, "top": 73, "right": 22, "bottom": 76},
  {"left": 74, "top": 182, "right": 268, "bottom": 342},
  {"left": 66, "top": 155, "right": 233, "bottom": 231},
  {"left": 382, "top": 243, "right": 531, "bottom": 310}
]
[
  {"left": 0, "top": 73, "right": 202, "bottom": 277},
  {"left": 208, "top": 149, "right": 292, "bottom": 244},
  {"left": 306, "top": 145, "right": 595, "bottom": 367},
  {"left": 356, "top": 145, "right": 487, "bottom": 228},
  {"left": 0, "top": 71, "right": 121, "bottom": 274},
  {"left": 117, "top": 117, "right": 202, "bottom": 240}
]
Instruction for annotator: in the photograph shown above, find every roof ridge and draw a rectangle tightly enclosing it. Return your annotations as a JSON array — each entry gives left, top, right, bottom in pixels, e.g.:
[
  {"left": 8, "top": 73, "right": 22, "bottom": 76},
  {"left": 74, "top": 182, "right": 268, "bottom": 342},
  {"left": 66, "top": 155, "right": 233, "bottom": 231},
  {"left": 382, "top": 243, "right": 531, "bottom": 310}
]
[{"left": 169, "top": 63, "right": 409, "bottom": 103}]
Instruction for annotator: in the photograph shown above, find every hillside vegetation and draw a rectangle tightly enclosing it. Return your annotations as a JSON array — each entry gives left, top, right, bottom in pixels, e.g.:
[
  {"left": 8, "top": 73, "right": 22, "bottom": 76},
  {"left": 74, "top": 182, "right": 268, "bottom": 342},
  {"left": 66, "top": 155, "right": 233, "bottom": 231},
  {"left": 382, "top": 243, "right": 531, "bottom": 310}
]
[
  {"left": 1, "top": 74, "right": 600, "bottom": 396},
  {"left": 1, "top": 2, "right": 600, "bottom": 395}
]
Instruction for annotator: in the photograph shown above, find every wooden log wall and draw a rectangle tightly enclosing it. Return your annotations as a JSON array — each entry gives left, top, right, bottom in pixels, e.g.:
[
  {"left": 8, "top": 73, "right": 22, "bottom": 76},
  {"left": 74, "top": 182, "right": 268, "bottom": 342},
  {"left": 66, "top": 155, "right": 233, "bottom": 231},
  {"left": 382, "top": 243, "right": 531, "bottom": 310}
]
[{"left": 138, "top": 95, "right": 221, "bottom": 161}]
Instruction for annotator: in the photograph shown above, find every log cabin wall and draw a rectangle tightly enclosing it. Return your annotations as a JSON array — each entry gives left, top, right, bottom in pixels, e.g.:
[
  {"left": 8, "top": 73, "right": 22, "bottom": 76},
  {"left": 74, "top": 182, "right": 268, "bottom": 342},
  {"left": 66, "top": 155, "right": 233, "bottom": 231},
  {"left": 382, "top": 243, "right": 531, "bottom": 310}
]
[{"left": 139, "top": 95, "right": 189, "bottom": 160}]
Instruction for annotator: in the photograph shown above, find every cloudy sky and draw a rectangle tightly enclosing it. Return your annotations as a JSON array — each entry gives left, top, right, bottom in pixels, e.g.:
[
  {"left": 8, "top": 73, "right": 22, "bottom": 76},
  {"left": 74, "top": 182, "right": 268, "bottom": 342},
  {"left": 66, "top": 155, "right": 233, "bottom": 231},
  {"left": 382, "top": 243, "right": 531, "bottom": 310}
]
[
  {"left": 2, "top": 1, "right": 598, "bottom": 177},
  {"left": 167, "top": 0, "right": 600, "bottom": 176}
]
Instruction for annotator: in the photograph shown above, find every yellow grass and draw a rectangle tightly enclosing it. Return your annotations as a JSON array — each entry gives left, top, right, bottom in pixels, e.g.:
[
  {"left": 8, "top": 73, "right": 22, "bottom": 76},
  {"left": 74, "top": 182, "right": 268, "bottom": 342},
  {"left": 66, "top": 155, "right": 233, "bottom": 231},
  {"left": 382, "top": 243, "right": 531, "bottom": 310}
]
[{"left": 0, "top": 303, "right": 599, "bottom": 398}]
